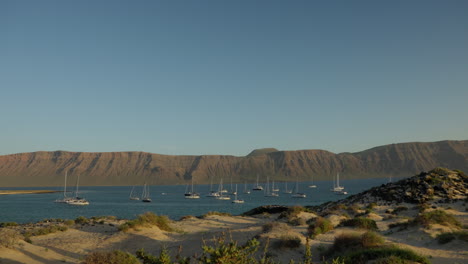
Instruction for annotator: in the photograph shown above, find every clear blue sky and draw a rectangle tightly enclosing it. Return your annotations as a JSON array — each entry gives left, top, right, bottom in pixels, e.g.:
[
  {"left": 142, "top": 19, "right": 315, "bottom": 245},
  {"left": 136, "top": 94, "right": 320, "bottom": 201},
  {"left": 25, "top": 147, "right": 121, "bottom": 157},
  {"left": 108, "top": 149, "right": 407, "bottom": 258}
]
[{"left": 1, "top": 0, "right": 467, "bottom": 156}]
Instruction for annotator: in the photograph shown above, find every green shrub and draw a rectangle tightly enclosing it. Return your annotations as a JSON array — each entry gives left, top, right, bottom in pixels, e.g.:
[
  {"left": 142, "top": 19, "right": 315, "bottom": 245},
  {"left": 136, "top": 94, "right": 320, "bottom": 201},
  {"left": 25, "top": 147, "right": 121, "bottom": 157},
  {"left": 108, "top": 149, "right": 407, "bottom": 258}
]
[
  {"left": 82, "top": 250, "right": 139, "bottom": 264},
  {"left": 262, "top": 221, "right": 290, "bottom": 233},
  {"left": 373, "top": 255, "right": 411, "bottom": 264},
  {"left": 201, "top": 211, "right": 232, "bottom": 218},
  {"left": 361, "top": 231, "right": 384, "bottom": 248},
  {"left": 326, "top": 231, "right": 385, "bottom": 258},
  {"left": 274, "top": 235, "right": 301, "bottom": 250},
  {"left": 288, "top": 217, "right": 307, "bottom": 226},
  {"left": 415, "top": 210, "right": 461, "bottom": 228},
  {"left": 119, "top": 212, "right": 173, "bottom": 232},
  {"left": 64, "top": 219, "right": 75, "bottom": 226},
  {"left": 308, "top": 217, "right": 334, "bottom": 238},
  {"left": 279, "top": 206, "right": 311, "bottom": 220},
  {"left": 0, "top": 222, "right": 18, "bottom": 227},
  {"left": 23, "top": 225, "right": 68, "bottom": 238},
  {"left": 436, "top": 230, "right": 468, "bottom": 244},
  {"left": 344, "top": 247, "right": 430, "bottom": 264},
  {"left": 75, "top": 216, "right": 89, "bottom": 225},
  {"left": 341, "top": 217, "right": 378, "bottom": 230}
]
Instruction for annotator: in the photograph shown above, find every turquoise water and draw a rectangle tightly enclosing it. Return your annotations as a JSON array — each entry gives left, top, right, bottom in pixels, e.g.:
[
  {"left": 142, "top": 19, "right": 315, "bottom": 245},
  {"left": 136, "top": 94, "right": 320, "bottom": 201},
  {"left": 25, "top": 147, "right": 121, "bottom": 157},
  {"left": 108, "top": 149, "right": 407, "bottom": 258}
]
[{"left": 0, "top": 178, "right": 389, "bottom": 224}]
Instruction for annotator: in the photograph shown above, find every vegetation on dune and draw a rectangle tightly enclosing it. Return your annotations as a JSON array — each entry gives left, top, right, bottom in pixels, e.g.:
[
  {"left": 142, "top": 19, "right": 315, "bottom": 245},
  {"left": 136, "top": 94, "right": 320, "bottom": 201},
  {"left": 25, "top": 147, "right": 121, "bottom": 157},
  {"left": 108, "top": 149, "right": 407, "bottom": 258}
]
[
  {"left": 119, "top": 212, "right": 173, "bottom": 232},
  {"left": 201, "top": 211, "right": 232, "bottom": 218},
  {"left": 324, "top": 231, "right": 429, "bottom": 264},
  {"left": 341, "top": 217, "right": 378, "bottom": 230},
  {"left": 0, "top": 228, "right": 21, "bottom": 248},
  {"left": 414, "top": 209, "right": 461, "bottom": 228},
  {"left": 262, "top": 221, "right": 291, "bottom": 233},
  {"left": 82, "top": 250, "right": 140, "bottom": 264},
  {"left": 436, "top": 230, "right": 468, "bottom": 244},
  {"left": 307, "top": 217, "right": 334, "bottom": 238},
  {"left": 273, "top": 235, "right": 302, "bottom": 250}
]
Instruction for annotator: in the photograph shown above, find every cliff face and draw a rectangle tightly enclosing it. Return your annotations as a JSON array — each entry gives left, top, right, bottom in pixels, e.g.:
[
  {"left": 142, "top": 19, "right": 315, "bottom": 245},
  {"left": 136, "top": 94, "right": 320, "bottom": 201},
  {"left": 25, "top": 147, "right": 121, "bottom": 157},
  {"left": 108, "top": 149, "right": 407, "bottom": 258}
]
[{"left": 0, "top": 140, "right": 467, "bottom": 187}]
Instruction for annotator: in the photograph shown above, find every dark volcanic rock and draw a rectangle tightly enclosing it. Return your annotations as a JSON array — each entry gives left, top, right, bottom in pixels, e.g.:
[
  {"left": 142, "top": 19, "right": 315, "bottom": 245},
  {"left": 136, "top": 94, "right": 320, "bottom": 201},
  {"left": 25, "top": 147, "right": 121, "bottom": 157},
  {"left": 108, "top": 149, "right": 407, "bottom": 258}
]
[
  {"left": 242, "top": 205, "right": 290, "bottom": 216},
  {"left": 314, "top": 168, "right": 468, "bottom": 213}
]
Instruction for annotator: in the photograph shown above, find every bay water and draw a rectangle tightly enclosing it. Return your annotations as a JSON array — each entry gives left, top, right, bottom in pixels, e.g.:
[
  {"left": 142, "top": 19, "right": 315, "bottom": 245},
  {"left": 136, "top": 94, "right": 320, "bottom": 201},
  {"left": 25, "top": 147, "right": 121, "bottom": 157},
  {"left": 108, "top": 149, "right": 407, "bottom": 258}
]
[{"left": 0, "top": 178, "right": 390, "bottom": 224}]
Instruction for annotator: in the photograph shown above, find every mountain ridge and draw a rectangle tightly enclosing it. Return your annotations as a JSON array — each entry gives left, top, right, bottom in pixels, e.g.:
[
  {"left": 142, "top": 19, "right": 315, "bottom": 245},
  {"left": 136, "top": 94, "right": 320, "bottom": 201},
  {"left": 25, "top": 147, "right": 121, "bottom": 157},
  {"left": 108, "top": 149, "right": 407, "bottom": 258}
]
[{"left": 0, "top": 140, "right": 466, "bottom": 187}]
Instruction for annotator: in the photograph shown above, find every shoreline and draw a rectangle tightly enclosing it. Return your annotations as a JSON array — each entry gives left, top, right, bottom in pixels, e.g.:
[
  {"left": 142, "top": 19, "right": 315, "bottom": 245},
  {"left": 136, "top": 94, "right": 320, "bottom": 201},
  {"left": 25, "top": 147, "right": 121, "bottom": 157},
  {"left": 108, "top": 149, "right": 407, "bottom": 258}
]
[{"left": 0, "top": 190, "right": 59, "bottom": 195}]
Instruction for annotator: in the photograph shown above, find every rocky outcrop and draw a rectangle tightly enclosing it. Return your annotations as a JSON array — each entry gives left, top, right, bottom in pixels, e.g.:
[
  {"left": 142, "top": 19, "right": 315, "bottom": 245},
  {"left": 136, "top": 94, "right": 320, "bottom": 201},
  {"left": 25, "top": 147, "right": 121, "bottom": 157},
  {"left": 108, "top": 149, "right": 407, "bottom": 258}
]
[
  {"left": 316, "top": 168, "right": 468, "bottom": 213},
  {"left": 0, "top": 140, "right": 467, "bottom": 187}
]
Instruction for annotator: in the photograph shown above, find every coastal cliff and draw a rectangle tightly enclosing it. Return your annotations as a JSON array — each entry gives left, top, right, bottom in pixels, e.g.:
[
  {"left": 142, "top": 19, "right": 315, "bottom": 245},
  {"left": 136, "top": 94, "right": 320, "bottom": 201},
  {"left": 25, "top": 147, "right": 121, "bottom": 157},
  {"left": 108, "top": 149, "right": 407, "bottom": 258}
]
[{"left": 0, "top": 140, "right": 466, "bottom": 187}]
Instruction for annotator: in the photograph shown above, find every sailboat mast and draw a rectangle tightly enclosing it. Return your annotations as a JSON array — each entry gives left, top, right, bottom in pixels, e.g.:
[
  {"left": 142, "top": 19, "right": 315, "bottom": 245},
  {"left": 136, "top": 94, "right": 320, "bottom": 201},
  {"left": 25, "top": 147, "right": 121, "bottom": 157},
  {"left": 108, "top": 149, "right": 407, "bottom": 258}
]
[{"left": 64, "top": 170, "right": 68, "bottom": 197}]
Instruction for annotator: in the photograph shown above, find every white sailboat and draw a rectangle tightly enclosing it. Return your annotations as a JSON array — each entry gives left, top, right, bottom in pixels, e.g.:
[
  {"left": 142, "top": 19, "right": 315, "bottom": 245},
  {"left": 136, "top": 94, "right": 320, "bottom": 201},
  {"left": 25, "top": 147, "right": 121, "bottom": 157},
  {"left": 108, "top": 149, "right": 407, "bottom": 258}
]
[
  {"left": 206, "top": 177, "right": 221, "bottom": 197},
  {"left": 66, "top": 174, "right": 89, "bottom": 205},
  {"left": 243, "top": 182, "right": 250, "bottom": 194},
  {"left": 232, "top": 184, "right": 244, "bottom": 203},
  {"left": 308, "top": 174, "right": 317, "bottom": 188},
  {"left": 215, "top": 179, "right": 230, "bottom": 200},
  {"left": 141, "top": 183, "right": 152, "bottom": 202},
  {"left": 55, "top": 170, "right": 72, "bottom": 203},
  {"left": 331, "top": 173, "right": 347, "bottom": 195},
  {"left": 264, "top": 176, "right": 279, "bottom": 197},
  {"left": 291, "top": 177, "right": 306, "bottom": 198},
  {"left": 129, "top": 186, "right": 140, "bottom": 200},
  {"left": 185, "top": 177, "right": 200, "bottom": 199},
  {"left": 283, "top": 182, "right": 292, "bottom": 194},
  {"left": 252, "top": 174, "right": 263, "bottom": 191}
]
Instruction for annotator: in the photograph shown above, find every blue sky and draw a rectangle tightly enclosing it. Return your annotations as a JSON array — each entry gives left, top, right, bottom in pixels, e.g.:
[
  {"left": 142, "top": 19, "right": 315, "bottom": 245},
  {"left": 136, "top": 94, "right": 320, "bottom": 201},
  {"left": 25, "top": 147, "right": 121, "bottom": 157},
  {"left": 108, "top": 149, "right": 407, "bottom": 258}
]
[{"left": 1, "top": 0, "right": 467, "bottom": 156}]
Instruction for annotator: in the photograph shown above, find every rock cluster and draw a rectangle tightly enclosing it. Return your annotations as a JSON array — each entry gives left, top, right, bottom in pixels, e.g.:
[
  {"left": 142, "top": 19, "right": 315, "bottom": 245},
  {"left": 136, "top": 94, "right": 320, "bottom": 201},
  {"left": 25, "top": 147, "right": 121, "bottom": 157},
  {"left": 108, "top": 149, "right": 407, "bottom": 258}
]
[{"left": 315, "top": 168, "right": 468, "bottom": 213}]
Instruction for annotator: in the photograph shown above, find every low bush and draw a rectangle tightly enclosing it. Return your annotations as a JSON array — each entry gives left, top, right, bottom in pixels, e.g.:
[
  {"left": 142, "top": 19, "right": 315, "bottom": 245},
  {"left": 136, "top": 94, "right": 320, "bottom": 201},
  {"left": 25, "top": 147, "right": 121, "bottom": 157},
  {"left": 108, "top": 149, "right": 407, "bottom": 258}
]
[
  {"left": 436, "top": 230, "right": 468, "bottom": 244},
  {"left": 326, "top": 231, "right": 385, "bottom": 258},
  {"left": 119, "top": 212, "right": 173, "bottom": 232},
  {"left": 201, "top": 211, "right": 232, "bottom": 218},
  {"left": 82, "top": 250, "right": 139, "bottom": 264},
  {"left": 308, "top": 217, "right": 334, "bottom": 238},
  {"left": 273, "top": 235, "right": 302, "bottom": 250},
  {"left": 279, "top": 206, "right": 311, "bottom": 220},
  {"left": 414, "top": 210, "right": 461, "bottom": 228},
  {"left": 0, "top": 222, "right": 18, "bottom": 227},
  {"left": 75, "top": 216, "right": 89, "bottom": 225},
  {"left": 23, "top": 225, "right": 68, "bottom": 238},
  {"left": 262, "top": 221, "right": 290, "bottom": 233},
  {"left": 0, "top": 228, "right": 21, "bottom": 248},
  {"left": 344, "top": 247, "right": 430, "bottom": 264},
  {"left": 341, "top": 217, "right": 378, "bottom": 230}
]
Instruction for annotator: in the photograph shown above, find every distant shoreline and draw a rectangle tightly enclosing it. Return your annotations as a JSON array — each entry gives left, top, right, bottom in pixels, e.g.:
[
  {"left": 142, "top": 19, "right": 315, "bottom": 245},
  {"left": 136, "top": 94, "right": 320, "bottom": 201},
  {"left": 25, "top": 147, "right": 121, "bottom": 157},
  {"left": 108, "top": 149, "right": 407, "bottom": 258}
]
[{"left": 0, "top": 190, "right": 59, "bottom": 195}]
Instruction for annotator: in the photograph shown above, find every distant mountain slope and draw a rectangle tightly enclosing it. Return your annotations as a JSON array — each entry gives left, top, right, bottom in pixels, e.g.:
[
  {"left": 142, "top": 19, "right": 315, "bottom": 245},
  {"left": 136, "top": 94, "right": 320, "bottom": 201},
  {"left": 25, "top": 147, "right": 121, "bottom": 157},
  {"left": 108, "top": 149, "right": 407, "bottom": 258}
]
[{"left": 0, "top": 140, "right": 466, "bottom": 187}]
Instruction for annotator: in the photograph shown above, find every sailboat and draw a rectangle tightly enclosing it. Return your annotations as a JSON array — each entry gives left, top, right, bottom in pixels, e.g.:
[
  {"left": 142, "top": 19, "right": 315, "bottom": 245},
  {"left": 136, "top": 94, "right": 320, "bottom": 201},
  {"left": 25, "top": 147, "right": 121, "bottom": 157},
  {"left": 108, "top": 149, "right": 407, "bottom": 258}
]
[
  {"left": 264, "top": 176, "right": 279, "bottom": 197},
  {"left": 272, "top": 181, "right": 279, "bottom": 192},
  {"left": 215, "top": 179, "right": 231, "bottom": 200},
  {"left": 66, "top": 174, "right": 89, "bottom": 205},
  {"left": 308, "top": 174, "right": 317, "bottom": 188},
  {"left": 331, "top": 173, "right": 347, "bottom": 195},
  {"left": 252, "top": 174, "right": 263, "bottom": 191},
  {"left": 232, "top": 184, "right": 244, "bottom": 203},
  {"left": 291, "top": 177, "right": 306, "bottom": 198},
  {"left": 243, "top": 182, "right": 250, "bottom": 194},
  {"left": 283, "top": 182, "right": 292, "bottom": 194},
  {"left": 206, "top": 177, "right": 221, "bottom": 197},
  {"left": 141, "top": 183, "right": 152, "bottom": 202},
  {"left": 55, "top": 170, "right": 72, "bottom": 203},
  {"left": 129, "top": 186, "right": 140, "bottom": 200},
  {"left": 184, "top": 177, "right": 200, "bottom": 199}
]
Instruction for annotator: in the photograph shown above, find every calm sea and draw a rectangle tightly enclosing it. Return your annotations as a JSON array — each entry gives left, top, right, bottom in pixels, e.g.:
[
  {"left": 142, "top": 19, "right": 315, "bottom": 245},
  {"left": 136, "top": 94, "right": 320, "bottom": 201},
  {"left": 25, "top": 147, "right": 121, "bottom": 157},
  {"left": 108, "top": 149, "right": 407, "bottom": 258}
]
[{"left": 0, "top": 178, "right": 390, "bottom": 224}]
